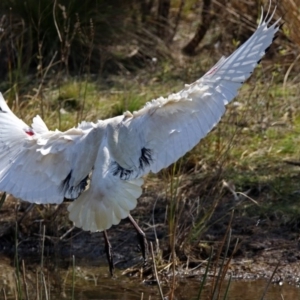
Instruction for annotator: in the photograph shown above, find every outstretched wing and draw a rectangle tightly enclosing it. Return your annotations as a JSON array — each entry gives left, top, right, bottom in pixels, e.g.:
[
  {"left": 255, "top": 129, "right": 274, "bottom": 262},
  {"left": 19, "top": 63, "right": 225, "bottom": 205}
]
[
  {"left": 0, "top": 94, "right": 140, "bottom": 231},
  {"left": 108, "top": 5, "right": 280, "bottom": 176},
  {"left": 0, "top": 93, "right": 103, "bottom": 204},
  {"left": 68, "top": 140, "right": 143, "bottom": 232}
]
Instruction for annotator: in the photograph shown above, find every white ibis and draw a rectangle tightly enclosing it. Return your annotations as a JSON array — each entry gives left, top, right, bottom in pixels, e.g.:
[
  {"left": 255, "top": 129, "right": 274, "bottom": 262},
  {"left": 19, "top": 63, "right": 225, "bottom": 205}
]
[{"left": 0, "top": 4, "right": 280, "bottom": 274}]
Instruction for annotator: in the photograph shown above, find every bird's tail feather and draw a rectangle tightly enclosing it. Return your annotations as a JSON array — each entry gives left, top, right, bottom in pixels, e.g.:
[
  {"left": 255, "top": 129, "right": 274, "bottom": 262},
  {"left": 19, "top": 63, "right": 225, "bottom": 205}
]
[{"left": 67, "top": 178, "right": 143, "bottom": 232}]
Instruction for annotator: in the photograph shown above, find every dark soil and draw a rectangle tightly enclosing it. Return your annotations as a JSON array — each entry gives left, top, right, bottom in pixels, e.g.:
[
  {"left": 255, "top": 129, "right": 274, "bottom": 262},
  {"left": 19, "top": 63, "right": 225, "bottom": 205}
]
[{"left": 0, "top": 176, "right": 300, "bottom": 285}]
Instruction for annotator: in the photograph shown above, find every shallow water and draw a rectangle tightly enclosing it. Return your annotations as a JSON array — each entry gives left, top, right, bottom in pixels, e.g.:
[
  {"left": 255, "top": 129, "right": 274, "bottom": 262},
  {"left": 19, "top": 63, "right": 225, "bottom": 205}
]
[
  {"left": 65, "top": 278, "right": 300, "bottom": 300},
  {"left": 0, "top": 256, "right": 299, "bottom": 300}
]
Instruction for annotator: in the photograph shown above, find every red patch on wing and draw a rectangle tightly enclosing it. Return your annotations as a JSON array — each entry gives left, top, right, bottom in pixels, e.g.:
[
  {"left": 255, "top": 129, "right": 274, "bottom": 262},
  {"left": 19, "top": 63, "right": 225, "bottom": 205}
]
[
  {"left": 25, "top": 130, "right": 34, "bottom": 136},
  {"left": 206, "top": 66, "right": 218, "bottom": 76}
]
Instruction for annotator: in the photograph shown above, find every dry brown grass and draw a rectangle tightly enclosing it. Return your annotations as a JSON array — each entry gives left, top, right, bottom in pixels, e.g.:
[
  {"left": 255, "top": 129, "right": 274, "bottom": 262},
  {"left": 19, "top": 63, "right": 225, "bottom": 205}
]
[{"left": 281, "top": 0, "right": 300, "bottom": 48}]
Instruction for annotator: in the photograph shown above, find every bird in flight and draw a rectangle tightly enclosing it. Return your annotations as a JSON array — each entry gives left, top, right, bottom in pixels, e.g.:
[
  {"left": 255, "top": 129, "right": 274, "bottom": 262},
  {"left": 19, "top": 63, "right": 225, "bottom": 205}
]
[{"left": 0, "top": 4, "right": 280, "bottom": 275}]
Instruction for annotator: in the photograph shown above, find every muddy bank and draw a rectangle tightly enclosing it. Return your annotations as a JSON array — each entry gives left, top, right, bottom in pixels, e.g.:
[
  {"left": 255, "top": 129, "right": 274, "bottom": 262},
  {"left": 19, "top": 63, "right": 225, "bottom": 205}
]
[{"left": 0, "top": 185, "right": 300, "bottom": 285}]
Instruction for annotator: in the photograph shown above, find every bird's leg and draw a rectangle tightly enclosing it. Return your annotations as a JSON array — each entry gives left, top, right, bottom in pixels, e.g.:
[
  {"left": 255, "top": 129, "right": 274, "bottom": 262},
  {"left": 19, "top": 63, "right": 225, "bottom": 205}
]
[
  {"left": 103, "top": 230, "right": 114, "bottom": 276},
  {"left": 128, "top": 214, "right": 148, "bottom": 264}
]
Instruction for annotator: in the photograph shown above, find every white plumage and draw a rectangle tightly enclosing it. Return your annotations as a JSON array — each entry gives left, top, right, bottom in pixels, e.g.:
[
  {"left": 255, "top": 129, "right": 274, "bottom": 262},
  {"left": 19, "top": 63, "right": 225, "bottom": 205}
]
[{"left": 0, "top": 6, "right": 280, "bottom": 232}]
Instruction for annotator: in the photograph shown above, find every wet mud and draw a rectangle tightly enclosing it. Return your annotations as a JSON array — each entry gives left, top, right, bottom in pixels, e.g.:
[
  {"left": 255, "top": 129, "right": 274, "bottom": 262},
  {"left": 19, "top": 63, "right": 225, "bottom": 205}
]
[{"left": 0, "top": 184, "right": 300, "bottom": 289}]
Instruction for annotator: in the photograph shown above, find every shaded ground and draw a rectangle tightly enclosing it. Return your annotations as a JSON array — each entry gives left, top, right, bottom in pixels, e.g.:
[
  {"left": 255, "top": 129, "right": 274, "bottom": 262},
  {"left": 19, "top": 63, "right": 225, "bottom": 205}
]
[{"left": 0, "top": 170, "right": 300, "bottom": 286}]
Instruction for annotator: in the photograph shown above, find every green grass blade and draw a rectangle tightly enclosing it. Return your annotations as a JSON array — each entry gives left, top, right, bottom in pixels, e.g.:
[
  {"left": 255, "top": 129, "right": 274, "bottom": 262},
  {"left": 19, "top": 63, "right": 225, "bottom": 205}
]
[
  {"left": 212, "top": 228, "right": 232, "bottom": 300},
  {"left": 223, "top": 274, "right": 232, "bottom": 300},
  {"left": 260, "top": 260, "right": 280, "bottom": 300},
  {"left": 197, "top": 247, "right": 213, "bottom": 300},
  {"left": 72, "top": 255, "right": 75, "bottom": 300}
]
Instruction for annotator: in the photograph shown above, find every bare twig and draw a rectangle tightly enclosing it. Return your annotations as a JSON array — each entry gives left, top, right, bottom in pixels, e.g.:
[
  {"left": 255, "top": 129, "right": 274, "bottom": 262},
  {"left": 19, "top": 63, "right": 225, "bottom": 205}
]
[
  {"left": 2, "top": 288, "right": 7, "bottom": 300},
  {"left": 0, "top": 192, "right": 6, "bottom": 210},
  {"left": 53, "top": 0, "right": 62, "bottom": 42},
  {"left": 150, "top": 242, "right": 164, "bottom": 300},
  {"left": 182, "top": 0, "right": 212, "bottom": 55},
  {"left": 42, "top": 273, "right": 49, "bottom": 300},
  {"left": 283, "top": 53, "right": 300, "bottom": 91},
  {"left": 22, "top": 260, "right": 29, "bottom": 300},
  {"left": 36, "top": 270, "right": 39, "bottom": 300},
  {"left": 72, "top": 255, "right": 75, "bottom": 300},
  {"left": 35, "top": 51, "right": 58, "bottom": 99},
  {"left": 169, "top": 0, "right": 185, "bottom": 42},
  {"left": 59, "top": 225, "right": 75, "bottom": 240}
]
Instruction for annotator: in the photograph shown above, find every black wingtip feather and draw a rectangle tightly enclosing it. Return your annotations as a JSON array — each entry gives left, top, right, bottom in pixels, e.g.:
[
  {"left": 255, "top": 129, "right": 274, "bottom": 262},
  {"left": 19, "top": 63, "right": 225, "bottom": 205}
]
[
  {"left": 265, "top": 46, "right": 271, "bottom": 54},
  {"left": 62, "top": 170, "right": 89, "bottom": 199},
  {"left": 139, "top": 148, "right": 153, "bottom": 170},
  {"left": 111, "top": 162, "right": 133, "bottom": 180},
  {"left": 279, "top": 22, "right": 284, "bottom": 30}
]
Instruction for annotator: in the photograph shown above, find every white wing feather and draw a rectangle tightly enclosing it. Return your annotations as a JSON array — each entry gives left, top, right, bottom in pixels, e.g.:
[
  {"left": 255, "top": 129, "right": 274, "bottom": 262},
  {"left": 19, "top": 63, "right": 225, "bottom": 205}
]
[
  {"left": 32, "top": 115, "right": 49, "bottom": 133},
  {"left": 0, "top": 93, "right": 103, "bottom": 204},
  {"left": 107, "top": 6, "right": 280, "bottom": 176}
]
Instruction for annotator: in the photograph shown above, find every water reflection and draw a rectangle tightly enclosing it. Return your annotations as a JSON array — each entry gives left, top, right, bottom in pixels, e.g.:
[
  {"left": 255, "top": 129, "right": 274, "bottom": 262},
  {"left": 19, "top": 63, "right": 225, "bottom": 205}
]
[
  {"left": 0, "top": 255, "right": 299, "bottom": 300},
  {"left": 224, "top": 279, "right": 300, "bottom": 300}
]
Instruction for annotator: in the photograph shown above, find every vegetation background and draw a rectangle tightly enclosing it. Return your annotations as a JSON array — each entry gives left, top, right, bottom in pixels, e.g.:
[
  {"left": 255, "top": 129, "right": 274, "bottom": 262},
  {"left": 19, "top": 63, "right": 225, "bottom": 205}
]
[{"left": 0, "top": 0, "right": 300, "bottom": 299}]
